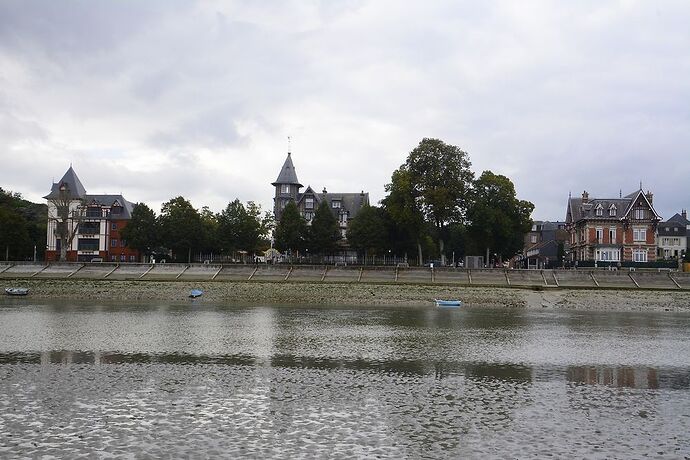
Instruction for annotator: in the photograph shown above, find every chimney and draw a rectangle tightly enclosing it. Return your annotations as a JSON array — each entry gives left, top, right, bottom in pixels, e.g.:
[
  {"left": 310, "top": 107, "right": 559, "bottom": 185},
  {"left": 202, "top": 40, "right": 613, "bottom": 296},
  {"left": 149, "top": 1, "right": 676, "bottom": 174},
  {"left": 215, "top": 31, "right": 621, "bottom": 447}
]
[
  {"left": 581, "top": 191, "right": 589, "bottom": 203},
  {"left": 322, "top": 187, "right": 327, "bottom": 194},
  {"left": 645, "top": 190, "right": 653, "bottom": 204},
  {"left": 682, "top": 209, "right": 687, "bottom": 220}
]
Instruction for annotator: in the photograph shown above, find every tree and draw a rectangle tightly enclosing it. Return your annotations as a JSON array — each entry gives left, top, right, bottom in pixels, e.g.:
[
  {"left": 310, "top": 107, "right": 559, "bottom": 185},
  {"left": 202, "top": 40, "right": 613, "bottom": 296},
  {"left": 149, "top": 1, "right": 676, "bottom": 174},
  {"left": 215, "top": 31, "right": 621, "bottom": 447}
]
[
  {"left": 381, "top": 167, "right": 427, "bottom": 265},
  {"left": 0, "top": 207, "right": 31, "bottom": 260},
  {"left": 466, "top": 171, "right": 534, "bottom": 261},
  {"left": 47, "top": 185, "right": 85, "bottom": 261},
  {"left": 346, "top": 204, "right": 388, "bottom": 260},
  {"left": 199, "top": 206, "right": 220, "bottom": 255},
  {"left": 274, "top": 201, "right": 307, "bottom": 255},
  {"left": 308, "top": 200, "right": 341, "bottom": 254},
  {"left": 217, "top": 199, "right": 269, "bottom": 257},
  {"left": 0, "top": 188, "right": 46, "bottom": 261},
  {"left": 404, "top": 138, "right": 474, "bottom": 265},
  {"left": 120, "top": 203, "right": 158, "bottom": 262},
  {"left": 158, "top": 196, "right": 203, "bottom": 263}
]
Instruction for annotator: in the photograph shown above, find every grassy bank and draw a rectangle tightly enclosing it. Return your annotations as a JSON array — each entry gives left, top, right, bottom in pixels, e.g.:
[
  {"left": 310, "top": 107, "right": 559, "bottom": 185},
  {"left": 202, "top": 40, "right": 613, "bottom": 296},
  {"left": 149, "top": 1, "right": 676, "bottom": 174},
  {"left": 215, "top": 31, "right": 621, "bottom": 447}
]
[{"left": 3, "top": 278, "right": 690, "bottom": 312}]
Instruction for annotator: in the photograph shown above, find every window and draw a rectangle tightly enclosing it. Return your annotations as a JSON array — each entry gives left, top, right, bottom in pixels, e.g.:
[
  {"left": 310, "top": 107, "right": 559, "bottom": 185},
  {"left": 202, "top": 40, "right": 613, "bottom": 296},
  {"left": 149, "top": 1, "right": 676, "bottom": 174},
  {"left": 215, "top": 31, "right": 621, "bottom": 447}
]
[
  {"left": 86, "top": 207, "right": 101, "bottom": 218},
  {"left": 595, "top": 228, "right": 603, "bottom": 242},
  {"left": 609, "top": 228, "right": 616, "bottom": 244},
  {"left": 77, "top": 238, "right": 99, "bottom": 251},
  {"left": 633, "top": 227, "right": 646, "bottom": 242},
  {"left": 111, "top": 255, "right": 116, "bottom": 262},
  {"left": 129, "top": 255, "right": 136, "bottom": 262},
  {"left": 634, "top": 209, "right": 646, "bottom": 220},
  {"left": 305, "top": 197, "right": 314, "bottom": 209},
  {"left": 79, "top": 222, "right": 100, "bottom": 235},
  {"left": 121, "top": 239, "right": 127, "bottom": 247},
  {"left": 332, "top": 200, "right": 341, "bottom": 209},
  {"left": 595, "top": 205, "right": 603, "bottom": 216},
  {"left": 112, "top": 223, "right": 117, "bottom": 230},
  {"left": 597, "top": 249, "right": 620, "bottom": 261},
  {"left": 633, "top": 249, "right": 647, "bottom": 262},
  {"left": 120, "top": 255, "right": 126, "bottom": 262},
  {"left": 281, "top": 184, "right": 290, "bottom": 194},
  {"left": 304, "top": 212, "right": 313, "bottom": 221},
  {"left": 340, "top": 212, "right": 348, "bottom": 224},
  {"left": 111, "top": 239, "right": 118, "bottom": 248},
  {"left": 111, "top": 206, "right": 122, "bottom": 215},
  {"left": 530, "top": 234, "right": 537, "bottom": 244},
  {"left": 609, "top": 205, "right": 617, "bottom": 217}
]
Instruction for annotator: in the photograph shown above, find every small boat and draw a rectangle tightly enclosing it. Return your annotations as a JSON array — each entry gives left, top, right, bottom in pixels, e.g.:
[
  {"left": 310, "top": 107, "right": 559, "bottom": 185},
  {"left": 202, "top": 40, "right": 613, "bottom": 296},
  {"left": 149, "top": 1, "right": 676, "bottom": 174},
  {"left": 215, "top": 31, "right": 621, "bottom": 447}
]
[
  {"left": 435, "top": 299, "right": 462, "bottom": 308},
  {"left": 5, "top": 287, "right": 29, "bottom": 296},
  {"left": 189, "top": 289, "right": 203, "bottom": 298}
]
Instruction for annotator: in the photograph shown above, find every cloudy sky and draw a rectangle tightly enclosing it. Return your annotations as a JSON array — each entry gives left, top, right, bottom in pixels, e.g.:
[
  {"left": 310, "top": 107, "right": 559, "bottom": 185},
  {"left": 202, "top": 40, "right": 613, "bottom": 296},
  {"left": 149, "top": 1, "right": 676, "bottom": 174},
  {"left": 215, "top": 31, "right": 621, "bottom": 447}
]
[{"left": 1, "top": 0, "right": 689, "bottom": 221}]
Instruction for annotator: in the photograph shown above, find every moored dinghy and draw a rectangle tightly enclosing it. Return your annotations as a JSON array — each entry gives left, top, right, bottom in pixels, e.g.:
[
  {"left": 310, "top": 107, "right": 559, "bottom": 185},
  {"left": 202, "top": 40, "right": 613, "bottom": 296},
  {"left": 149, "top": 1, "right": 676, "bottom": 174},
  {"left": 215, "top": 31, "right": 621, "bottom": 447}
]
[
  {"left": 5, "top": 287, "right": 29, "bottom": 296},
  {"left": 189, "top": 289, "right": 203, "bottom": 298},
  {"left": 435, "top": 299, "right": 462, "bottom": 308}
]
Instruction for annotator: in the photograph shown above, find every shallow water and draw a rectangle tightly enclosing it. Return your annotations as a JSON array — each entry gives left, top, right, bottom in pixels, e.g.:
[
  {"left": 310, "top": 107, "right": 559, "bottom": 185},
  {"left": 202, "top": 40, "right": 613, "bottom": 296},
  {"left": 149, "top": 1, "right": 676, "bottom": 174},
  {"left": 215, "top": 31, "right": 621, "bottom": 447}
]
[{"left": 1, "top": 300, "right": 689, "bottom": 458}]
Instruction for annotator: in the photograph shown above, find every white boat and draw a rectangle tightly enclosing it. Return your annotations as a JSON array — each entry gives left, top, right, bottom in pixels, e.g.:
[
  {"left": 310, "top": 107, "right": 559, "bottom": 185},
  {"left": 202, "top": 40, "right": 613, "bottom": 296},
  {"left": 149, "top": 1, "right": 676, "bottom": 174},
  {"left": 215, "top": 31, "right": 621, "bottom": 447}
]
[
  {"left": 5, "top": 287, "right": 29, "bottom": 296},
  {"left": 435, "top": 299, "right": 462, "bottom": 308}
]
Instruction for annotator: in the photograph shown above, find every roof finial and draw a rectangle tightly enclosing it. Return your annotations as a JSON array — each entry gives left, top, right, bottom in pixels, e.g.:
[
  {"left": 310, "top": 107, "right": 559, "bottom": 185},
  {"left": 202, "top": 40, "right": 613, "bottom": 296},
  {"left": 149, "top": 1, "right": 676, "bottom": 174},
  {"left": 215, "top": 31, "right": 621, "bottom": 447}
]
[
  {"left": 287, "top": 136, "right": 291, "bottom": 155},
  {"left": 620, "top": 189, "right": 622, "bottom": 198},
  {"left": 639, "top": 181, "right": 642, "bottom": 190}
]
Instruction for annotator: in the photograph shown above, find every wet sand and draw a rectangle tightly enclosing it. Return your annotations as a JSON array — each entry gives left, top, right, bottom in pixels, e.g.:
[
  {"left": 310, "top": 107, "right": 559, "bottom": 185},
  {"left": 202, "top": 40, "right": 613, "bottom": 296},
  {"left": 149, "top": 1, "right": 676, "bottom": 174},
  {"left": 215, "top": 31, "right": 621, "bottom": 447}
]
[{"left": 3, "top": 278, "right": 690, "bottom": 312}]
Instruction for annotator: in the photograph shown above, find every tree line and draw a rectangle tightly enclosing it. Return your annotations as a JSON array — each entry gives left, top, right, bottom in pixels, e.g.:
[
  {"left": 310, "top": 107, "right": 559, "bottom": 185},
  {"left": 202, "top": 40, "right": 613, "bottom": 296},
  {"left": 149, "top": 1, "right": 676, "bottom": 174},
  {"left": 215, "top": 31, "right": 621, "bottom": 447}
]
[
  {"left": 2, "top": 137, "right": 534, "bottom": 265},
  {"left": 274, "top": 138, "right": 534, "bottom": 265},
  {"left": 0, "top": 188, "right": 47, "bottom": 261}
]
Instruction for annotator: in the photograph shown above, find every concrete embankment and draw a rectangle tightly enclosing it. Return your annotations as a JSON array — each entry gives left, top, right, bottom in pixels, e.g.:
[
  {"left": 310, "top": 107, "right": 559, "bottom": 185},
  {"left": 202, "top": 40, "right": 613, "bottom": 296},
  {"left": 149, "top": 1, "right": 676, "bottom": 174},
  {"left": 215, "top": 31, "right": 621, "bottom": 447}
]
[{"left": 1, "top": 262, "right": 689, "bottom": 312}]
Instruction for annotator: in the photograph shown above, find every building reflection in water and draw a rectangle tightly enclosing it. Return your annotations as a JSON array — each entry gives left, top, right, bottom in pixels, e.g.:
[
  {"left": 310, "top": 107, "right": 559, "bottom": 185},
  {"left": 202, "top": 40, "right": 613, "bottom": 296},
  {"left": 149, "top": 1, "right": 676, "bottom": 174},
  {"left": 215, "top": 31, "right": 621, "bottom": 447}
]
[{"left": 567, "top": 366, "right": 659, "bottom": 389}]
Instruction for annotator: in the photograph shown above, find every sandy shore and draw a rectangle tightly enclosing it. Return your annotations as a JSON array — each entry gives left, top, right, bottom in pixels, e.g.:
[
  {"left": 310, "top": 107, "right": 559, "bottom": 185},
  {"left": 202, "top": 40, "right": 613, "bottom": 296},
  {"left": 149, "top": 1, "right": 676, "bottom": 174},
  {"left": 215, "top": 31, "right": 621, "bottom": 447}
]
[{"left": 3, "top": 278, "right": 690, "bottom": 312}]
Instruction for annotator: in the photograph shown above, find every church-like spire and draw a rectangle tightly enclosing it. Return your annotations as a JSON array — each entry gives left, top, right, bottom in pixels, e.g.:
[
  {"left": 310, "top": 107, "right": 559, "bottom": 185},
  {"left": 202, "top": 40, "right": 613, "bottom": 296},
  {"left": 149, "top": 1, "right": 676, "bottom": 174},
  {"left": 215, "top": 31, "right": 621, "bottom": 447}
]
[{"left": 271, "top": 151, "right": 303, "bottom": 187}]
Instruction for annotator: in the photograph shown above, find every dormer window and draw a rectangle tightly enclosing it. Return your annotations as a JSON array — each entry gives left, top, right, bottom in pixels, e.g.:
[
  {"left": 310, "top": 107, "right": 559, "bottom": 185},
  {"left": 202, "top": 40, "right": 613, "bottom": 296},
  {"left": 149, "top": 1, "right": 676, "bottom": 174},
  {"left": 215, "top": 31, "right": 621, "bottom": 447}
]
[
  {"left": 609, "top": 204, "right": 617, "bottom": 217},
  {"left": 332, "top": 200, "right": 341, "bottom": 209},
  {"left": 634, "top": 209, "right": 646, "bottom": 220},
  {"left": 595, "top": 204, "right": 603, "bottom": 216}
]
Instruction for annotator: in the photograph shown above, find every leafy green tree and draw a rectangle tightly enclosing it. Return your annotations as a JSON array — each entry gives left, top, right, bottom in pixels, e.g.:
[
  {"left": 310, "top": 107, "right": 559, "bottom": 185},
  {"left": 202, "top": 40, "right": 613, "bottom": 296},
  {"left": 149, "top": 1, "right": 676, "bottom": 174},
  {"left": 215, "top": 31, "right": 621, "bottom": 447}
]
[
  {"left": 158, "top": 196, "right": 203, "bottom": 263},
  {"left": 466, "top": 171, "right": 534, "bottom": 261},
  {"left": 381, "top": 168, "right": 427, "bottom": 264},
  {"left": 404, "top": 138, "right": 474, "bottom": 265},
  {"left": 120, "top": 203, "right": 159, "bottom": 262},
  {"left": 217, "top": 199, "right": 269, "bottom": 256},
  {"left": 346, "top": 204, "right": 387, "bottom": 260},
  {"left": 0, "top": 188, "right": 46, "bottom": 260},
  {"left": 308, "top": 200, "right": 341, "bottom": 254},
  {"left": 199, "top": 206, "right": 220, "bottom": 254},
  {"left": 274, "top": 201, "right": 307, "bottom": 254}
]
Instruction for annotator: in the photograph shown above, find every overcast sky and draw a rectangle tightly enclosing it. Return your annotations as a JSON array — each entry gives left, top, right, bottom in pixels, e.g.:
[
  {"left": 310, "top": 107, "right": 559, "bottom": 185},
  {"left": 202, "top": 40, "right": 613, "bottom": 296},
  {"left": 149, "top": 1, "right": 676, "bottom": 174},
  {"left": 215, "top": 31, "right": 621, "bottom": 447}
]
[{"left": 1, "top": 0, "right": 689, "bottom": 221}]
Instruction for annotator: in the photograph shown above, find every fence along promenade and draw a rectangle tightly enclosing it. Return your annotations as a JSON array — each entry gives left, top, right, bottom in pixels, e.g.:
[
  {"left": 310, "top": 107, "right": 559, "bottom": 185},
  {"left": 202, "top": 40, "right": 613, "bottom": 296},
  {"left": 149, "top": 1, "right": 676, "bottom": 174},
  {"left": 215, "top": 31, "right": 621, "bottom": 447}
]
[{"left": 0, "top": 261, "right": 688, "bottom": 291}]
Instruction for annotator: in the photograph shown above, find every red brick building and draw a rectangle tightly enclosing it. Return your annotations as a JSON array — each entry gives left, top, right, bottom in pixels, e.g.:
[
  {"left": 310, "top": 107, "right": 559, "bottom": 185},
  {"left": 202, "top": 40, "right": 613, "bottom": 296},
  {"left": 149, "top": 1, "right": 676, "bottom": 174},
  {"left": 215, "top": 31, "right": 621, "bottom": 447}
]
[{"left": 566, "top": 188, "right": 660, "bottom": 263}]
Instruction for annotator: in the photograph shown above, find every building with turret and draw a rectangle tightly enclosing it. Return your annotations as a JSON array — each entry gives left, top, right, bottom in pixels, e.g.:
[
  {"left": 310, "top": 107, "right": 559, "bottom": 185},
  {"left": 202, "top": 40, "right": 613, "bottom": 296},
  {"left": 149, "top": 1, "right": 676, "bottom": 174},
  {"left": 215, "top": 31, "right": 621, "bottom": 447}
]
[
  {"left": 44, "top": 166, "right": 140, "bottom": 262},
  {"left": 272, "top": 151, "right": 369, "bottom": 239}
]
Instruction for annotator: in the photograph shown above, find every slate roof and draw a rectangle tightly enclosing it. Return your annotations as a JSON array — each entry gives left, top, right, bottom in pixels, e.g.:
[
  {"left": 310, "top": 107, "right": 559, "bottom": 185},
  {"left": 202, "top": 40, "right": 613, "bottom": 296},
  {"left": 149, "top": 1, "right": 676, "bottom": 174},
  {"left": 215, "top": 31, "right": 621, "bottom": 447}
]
[
  {"left": 667, "top": 212, "right": 690, "bottom": 226},
  {"left": 566, "top": 189, "right": 659, "bottom": 223},
  {"left": 84, "top": 194, "right": 135, "bottom": 219},
  {"left": 271, "top": 153, "right": 302, "bottom": 187},
  {"left": 44, "top": 166, "right": 87, "bottom": 200},
  {"left": 320, "top": 192, "right": 370, "bottom": 218}
]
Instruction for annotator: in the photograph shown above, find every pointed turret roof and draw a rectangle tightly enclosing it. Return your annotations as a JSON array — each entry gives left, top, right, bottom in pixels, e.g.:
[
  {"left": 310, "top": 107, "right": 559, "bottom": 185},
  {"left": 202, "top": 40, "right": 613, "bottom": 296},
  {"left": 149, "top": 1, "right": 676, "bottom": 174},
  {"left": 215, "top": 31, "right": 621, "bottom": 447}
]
[
  {"left": 44, "top": 166, "right": 87, "bottom": 200},
  {"left": 271, "top": 152, "right": 302, "bottom": 187}
]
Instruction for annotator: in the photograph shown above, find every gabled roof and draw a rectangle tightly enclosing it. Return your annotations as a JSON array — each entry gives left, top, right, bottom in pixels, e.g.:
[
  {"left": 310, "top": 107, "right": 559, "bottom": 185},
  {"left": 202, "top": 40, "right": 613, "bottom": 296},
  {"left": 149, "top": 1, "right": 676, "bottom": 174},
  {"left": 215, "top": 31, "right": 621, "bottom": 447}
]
[
  {"left": 271, "top": 153, "right": 302, "bottom": 187},
  {"left": 621, "top": 189, "right": 661, "bottom": 220},
  {"left": 295, "top": 186, "right": 321, "bottom": 207},
  {"left": 667, "top": 212, "right": 690, "bottom": 226},
  {"left": 320, "top": 192, "right": 370, "bottom": 218},
  {"left": 44, "top": 166, "right": 87, "bottom": 200}
]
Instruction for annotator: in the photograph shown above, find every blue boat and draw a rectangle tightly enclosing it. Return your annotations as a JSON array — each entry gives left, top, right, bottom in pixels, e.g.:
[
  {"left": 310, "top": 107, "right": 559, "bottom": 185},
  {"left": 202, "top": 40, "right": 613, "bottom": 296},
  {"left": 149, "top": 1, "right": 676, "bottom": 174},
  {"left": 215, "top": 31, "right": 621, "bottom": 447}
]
[
  {"left": 189, "top": 289, "right": 203, "bottom": 298},
  {"left": 435, "top": 299, "right": 462, "bottom": 308}
]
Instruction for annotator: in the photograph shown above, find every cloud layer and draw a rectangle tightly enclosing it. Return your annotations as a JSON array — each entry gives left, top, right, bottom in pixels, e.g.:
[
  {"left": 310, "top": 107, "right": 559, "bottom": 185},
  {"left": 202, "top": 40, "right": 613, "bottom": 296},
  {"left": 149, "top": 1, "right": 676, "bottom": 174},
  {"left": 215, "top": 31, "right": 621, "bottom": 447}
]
[{"left": 1, "top": 0, "right": 689, "bottom": 221}]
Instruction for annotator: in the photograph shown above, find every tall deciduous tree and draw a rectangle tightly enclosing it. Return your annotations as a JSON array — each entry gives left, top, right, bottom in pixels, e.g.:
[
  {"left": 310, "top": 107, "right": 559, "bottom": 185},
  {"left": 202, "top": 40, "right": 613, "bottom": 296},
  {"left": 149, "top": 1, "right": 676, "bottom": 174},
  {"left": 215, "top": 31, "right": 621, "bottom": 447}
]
[
  {"left": 217, "top": 199, "right": 269, "bottom": 256},
  {"left": 381, "top": 167, "right": 427, "bottom": 264},
  {"left": 158, "top": 196, "right": 203, "bottom": 263},
  {"left": 120, "top": 203, "right": 158, "bottom": 262},
  {"left": 405, "top": 138, "right": 474, "bottom": 265},
  {"left": 308, "top": 200, "right": 341, "bottom": 254},
  {"left": 466, "top": 171, "right": 534, "bottom": 261},
  {"left": 274, "top": 201, "right": 307, "bottom": 254},
  {"left": 0, "top": 188, "right": 45, "bottom": 261},
  {"left": 346, "top": 204, "right": 387, "bottom": 260}
]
